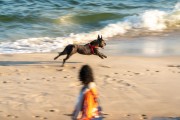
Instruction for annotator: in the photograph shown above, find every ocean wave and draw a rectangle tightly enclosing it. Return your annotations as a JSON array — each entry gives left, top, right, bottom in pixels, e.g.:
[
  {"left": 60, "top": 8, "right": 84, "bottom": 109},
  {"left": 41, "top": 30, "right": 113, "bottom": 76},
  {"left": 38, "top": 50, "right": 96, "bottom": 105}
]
[
  {"left": 95, "top": 2, "right": 180, "bottom": 37},
  {"left": 0, "top": 2, "right": 180, "bottom": 54},
  {"left": 61, "top": 2, "right": 180, "bottom": 39},
  {"left": 57, "top": 12, "right": 127, "bottom": 27},
  {"left": 0, "top": 14, "right": 54, "bottom": 23}
]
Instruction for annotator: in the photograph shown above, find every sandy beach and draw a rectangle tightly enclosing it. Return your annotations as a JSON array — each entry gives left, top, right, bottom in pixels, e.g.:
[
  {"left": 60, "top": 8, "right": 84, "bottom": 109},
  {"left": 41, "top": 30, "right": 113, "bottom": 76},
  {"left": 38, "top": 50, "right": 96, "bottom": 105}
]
[
  {"left": 1, "top": 0, "right": 180, "bottom": 120},
  {"left": 0, "top": 53, "right": 180, "bottom": 120}
]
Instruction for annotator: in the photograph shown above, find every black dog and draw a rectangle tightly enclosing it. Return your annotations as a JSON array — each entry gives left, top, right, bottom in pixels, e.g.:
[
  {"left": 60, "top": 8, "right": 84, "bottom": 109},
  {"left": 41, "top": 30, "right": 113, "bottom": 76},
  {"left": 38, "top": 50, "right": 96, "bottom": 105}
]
[{"left": 54, "top": 35, "right": 107, "bottom": 66}]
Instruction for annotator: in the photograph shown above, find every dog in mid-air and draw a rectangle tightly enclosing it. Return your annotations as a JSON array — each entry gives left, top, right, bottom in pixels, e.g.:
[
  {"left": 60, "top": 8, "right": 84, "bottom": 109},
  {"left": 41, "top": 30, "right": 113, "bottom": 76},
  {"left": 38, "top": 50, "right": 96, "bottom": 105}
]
[{"left": 54, "top": 35, "right": 107, "bottom": 66}]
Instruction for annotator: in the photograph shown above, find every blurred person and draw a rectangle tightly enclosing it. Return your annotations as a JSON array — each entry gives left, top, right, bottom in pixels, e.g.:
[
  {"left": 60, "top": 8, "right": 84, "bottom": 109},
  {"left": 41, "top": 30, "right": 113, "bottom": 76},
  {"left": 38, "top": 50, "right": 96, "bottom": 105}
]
[{"left": 72, "top": 65, "right": 103, "bottom": 120}]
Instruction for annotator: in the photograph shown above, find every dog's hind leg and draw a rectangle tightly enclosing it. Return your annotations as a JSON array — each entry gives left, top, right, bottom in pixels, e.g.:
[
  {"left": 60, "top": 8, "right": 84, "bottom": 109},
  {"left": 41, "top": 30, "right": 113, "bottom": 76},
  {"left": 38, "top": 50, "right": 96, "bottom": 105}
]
[
  {"left": 54, "top": 48, "right": 69, "bottom": 60},
  {"left": 55, "top": 44, "right": 76, "bottom": 66},
  {"left": 54, "top": 44, "right": 75, "bottom": 60},
  {"left": 54, "top": 52, "right": 64, "bottom": 60},
  {"left": 62, "top": 47, "right": 77, "bottom": 66},
  {"left": 62, "top": 54, "right": 72, "bottom": 67}
]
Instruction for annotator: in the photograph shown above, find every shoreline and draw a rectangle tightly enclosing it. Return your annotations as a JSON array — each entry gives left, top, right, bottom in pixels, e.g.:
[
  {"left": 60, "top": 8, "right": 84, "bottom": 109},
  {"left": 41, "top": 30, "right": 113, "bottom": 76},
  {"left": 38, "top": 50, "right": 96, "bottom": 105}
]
[
  {"left": 1, "top": 30, "right": 180, "bottom": 57},
  {"left": 0, "top": 53, "right": 180, "bottom": 120},
  {"left": 1, "top": 29, "right": 180, "bottom": 56}
]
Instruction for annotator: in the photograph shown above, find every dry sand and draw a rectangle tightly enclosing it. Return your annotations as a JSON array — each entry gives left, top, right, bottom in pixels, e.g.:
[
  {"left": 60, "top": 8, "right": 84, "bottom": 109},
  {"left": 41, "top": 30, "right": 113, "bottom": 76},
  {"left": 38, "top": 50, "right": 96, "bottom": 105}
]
[{"left": 0, "top": 53, "right": 180, "bottom": 120}]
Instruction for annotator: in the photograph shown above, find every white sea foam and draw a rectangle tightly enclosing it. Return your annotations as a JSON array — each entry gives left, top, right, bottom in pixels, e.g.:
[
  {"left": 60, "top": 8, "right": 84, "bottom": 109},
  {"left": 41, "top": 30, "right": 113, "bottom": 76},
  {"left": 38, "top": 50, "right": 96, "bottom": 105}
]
[
  {"left": 141, "top": 10, "right": 167, "bottom": 30},
  {"left": 0, "top": 2, "right": 180, "bottom": 54}
]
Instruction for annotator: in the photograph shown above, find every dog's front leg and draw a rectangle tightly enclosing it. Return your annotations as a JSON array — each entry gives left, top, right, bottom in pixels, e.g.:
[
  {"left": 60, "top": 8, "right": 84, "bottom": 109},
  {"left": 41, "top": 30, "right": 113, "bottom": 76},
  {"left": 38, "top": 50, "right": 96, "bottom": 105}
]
[
  {"left": 94, "top": 49, "right": 107, "bottom": 59},
  {"left": 98, "top": 52, "right": 107, "bottom": 58},
  {"left": 101, "top": 53, "right": 107, "bottom": 58}
]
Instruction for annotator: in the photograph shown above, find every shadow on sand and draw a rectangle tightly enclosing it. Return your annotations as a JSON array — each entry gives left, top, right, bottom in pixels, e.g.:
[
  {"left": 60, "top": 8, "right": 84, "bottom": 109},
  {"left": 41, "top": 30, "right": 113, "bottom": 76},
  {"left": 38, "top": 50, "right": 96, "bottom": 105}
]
[
  {"left": 152, "top": 117, "right": 180, "bottom": 120},
  {"left": 0, "top": 61, "right": 82, "bottom": 66}
]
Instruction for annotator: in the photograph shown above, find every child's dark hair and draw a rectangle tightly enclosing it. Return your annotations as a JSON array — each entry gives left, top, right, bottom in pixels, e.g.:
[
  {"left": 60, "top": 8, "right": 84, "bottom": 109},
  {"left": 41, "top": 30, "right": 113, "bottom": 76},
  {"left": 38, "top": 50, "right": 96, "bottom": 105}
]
[{"left": 79, "top": 65, "right": 94, "bottom": 85}]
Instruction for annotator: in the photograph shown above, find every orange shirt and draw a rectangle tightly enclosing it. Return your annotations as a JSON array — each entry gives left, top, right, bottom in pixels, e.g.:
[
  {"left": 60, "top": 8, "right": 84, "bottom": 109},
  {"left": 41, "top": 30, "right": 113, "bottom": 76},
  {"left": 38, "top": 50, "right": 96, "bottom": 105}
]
[
  {"left": 73, "top": 82, "right": 100, "bottom": 120},
  {"left": 81, "top": 87, "right": 99, "bottom": 120}
]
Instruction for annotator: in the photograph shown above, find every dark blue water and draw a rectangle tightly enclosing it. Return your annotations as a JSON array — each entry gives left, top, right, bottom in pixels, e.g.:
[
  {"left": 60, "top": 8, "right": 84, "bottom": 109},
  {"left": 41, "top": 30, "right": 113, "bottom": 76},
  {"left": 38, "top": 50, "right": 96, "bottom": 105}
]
[{"left": 0, "top": 0, "right": 180, "bottom": 53}]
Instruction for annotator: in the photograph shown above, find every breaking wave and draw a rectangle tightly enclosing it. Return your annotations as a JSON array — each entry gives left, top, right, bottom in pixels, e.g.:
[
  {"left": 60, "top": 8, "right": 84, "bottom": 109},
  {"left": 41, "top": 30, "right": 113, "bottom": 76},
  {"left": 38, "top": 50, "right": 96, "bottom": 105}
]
[{"left": 0, "top": 2, "right": 180, "bottom": 54}]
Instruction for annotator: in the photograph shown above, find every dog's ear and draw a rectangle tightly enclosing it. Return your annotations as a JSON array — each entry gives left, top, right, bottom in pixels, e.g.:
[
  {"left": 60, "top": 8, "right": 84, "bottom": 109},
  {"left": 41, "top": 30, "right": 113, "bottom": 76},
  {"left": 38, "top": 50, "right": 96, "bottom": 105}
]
[
  {"left": 101, "top": 35, "right": 103, "bottom": 39},
  {"left": 97, "top": 35, "right": 100, "bottom": 40}
]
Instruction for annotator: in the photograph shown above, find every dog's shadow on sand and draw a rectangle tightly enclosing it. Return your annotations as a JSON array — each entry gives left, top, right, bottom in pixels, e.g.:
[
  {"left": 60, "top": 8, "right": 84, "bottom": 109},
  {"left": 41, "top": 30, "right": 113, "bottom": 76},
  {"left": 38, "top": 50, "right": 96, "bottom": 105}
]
[{"left": 0, "top": 61, "right": 82, "bottom": 66}]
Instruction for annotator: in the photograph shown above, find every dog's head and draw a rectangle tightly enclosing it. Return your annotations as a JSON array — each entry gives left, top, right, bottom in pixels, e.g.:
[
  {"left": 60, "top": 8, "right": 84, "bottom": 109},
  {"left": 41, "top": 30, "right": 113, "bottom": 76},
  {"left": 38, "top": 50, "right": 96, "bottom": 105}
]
[{"left": 97, "top": 35, "right": 106, "bottom": 49}]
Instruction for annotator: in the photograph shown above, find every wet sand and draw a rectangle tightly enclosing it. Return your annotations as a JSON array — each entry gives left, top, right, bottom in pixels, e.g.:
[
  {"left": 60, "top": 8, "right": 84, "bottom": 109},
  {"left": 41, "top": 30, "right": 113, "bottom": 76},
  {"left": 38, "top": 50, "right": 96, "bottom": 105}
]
[{"left": 105, "top": 31, "right": 180, "bottom": 56}]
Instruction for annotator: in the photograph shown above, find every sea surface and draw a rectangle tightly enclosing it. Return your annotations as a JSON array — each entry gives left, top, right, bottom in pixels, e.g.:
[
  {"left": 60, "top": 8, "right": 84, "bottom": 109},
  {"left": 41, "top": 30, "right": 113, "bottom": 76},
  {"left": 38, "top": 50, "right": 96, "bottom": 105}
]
[{"left": 0, "top": 0, "right": 180, "bottom": 55}]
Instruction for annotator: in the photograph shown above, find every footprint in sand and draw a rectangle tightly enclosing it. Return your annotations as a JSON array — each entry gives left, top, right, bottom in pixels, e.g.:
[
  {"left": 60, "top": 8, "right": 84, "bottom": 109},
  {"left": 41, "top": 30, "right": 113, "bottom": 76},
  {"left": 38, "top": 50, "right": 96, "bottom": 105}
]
[
  {"left": 2, "top": 81, "right": 8, "bottom": 84},
  {"left": 124, "top": 71, "right": 143, "bottom": 76},
  {"left": 15, "top": 69, "right": 22, "bottom": 75},
  {"left": 99, "top": 65, "right": 111, "bottom": 68},
  {"left": 64, "top": 75, "right": 73, "bottom": 79},
  {"left": 105, "top": 75, "right": 111, "bottom": 78},
  {"left": 33, "top": 115, "right": 48, "bottom": 119},
  {"left": 123, "top": 83, "right": 131, "bottom": 86},
  {"left": 49, "top": 109, "right": 56, "bottom": 112},
  {"left": 71, "top": 66, "right": 76, "bottom": 69},
  {"left": 134, "top": 72, "right": 140, "bottom": 75},
  {"left": 117, "top": 80, "right": 123, "bottom": 83},
  {"left": 15, "top": 69, "right": 20, "bottom": 72},
  {"left": 56, "top": 69, "right": 64, "bottom": 71},
  {"left": 33, "top": 115, "right": 40, "bottom": 118},
  {"left": 116, "top": 80, "right": 134, "bottom": 88},
  {"left": 140, "top": 114, "right": 148, "bottom": 119},
  {"left": 6, "top": 114, "right": 18, "bottom": 118},
  {"left": 125, "top": 71, "right": 134, "bottom": 76},
  {"left": 42, "top": 117, "right": 48, "bottom": 119},
  {"left": 168, "top": 69, "right": 177, "bottom": 73},
  {"left": 44, "top": 109, "right": 59, "bottom": 113}
]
